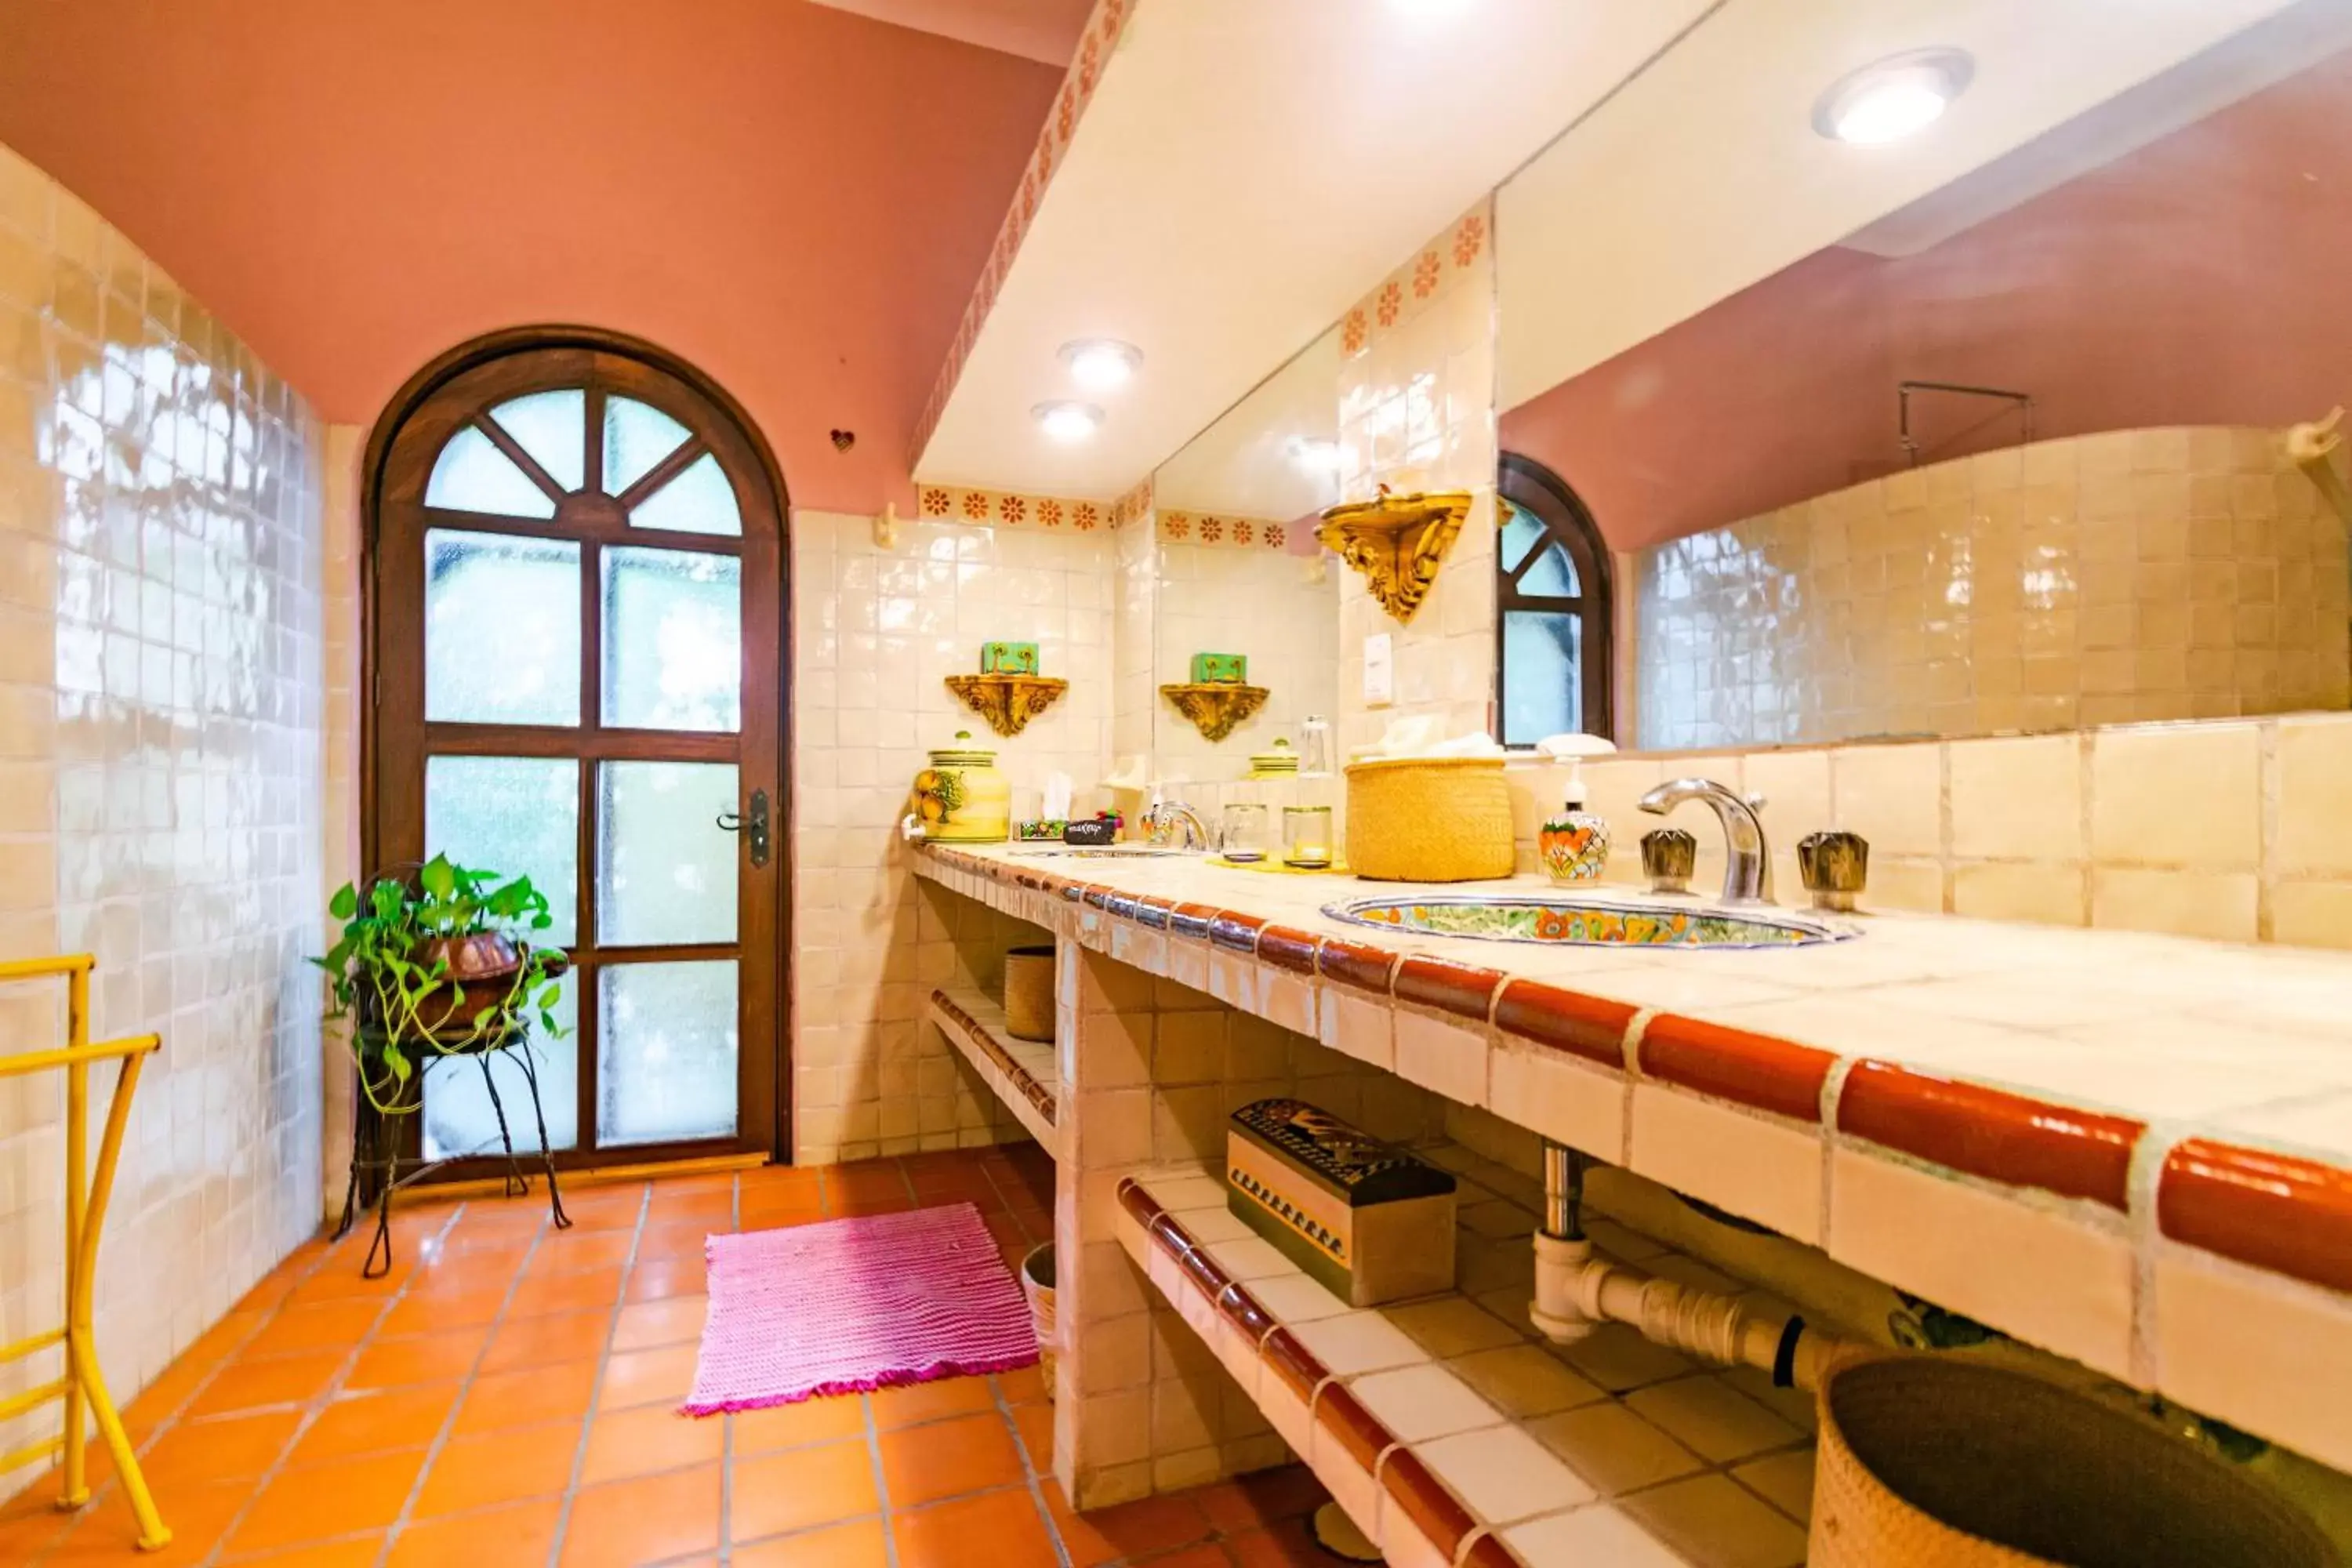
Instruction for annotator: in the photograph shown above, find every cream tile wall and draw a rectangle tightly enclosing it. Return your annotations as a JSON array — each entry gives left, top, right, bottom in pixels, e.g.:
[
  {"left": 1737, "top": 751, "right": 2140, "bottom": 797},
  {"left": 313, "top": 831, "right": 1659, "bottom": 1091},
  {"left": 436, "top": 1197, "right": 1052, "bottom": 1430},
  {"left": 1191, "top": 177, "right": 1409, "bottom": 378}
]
[
  {"left": 1335, "top": 202, "right": 1499, "bottom": 757},
  {"left": 1150, "top": 541, "right": 1338, "bottom": 782},
  {"left": 1634, "top": 427, "right": 2350, "bottom": 750},
  {"left": 1511, "top": 710, "right": 2352, "bottom": 949},
  {"left": 0, "top": 141, "right": 326, "bottom": 1486},
  {"left": 1112, "top": 510, "right": 1156, "bottom": 771},
  {"left": 789, "top": 508, "right": 1112, "bottom": 1163}
]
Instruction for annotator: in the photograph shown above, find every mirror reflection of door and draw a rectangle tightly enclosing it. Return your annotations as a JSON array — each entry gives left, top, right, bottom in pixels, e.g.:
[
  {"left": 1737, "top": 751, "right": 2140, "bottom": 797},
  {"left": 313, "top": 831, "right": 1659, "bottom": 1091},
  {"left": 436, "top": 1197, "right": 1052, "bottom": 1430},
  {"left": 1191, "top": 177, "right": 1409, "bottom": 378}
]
[{"left": 367, "top": 338, "right": 787, "bottom": 1174}]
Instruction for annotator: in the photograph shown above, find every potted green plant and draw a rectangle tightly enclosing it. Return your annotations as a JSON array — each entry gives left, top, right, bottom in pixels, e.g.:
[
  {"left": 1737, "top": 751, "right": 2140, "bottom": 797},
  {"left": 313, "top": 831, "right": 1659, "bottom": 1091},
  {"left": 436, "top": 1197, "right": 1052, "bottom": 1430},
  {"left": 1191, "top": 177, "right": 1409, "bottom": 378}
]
[{"left": 314, "top": 854, "right": 569, "bottom": 1116}]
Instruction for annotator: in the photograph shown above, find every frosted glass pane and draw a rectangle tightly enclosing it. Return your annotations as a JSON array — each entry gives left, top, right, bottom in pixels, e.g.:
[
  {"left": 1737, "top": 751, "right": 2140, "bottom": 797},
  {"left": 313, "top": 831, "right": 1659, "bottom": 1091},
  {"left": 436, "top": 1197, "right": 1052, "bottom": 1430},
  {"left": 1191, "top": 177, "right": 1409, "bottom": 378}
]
[
  {"left": 601, "top": 547, "right": 740, "bottom": 732},
  {"left": 425, "top": 755, "right": 579, "bottom": 946},
  {"left": 630, "top": 452, "right": 741, "bottom": 537},
  {"left": 426, "top": 530, "right": 582, "bottom": 725},
  {"left": 423, "top": 980, "right": 579, "bottom": 1160},
  {"left": 425, "top": 425, "right": 558, "bottom": 518},
  {"left": 1519, "top": 541, "right": 1580, "bottom": 597},
  {"left": 597, "top": 761, "right": 738, "bottom": 946},
  {"left": 1502, "top": 609, "right": 1582, "bottom": 746},
  {"left": 598, "top": 961, "right": 738, "bottom": 1146},
  {"left": 488, "top": 390, "right": 586, "bottom": 493},
  {"left": 603, "top": 397, "right": 691, "bottom": 495},
  {"left": 1501, "top": 499, "right": 1544, "bottom": 572}
]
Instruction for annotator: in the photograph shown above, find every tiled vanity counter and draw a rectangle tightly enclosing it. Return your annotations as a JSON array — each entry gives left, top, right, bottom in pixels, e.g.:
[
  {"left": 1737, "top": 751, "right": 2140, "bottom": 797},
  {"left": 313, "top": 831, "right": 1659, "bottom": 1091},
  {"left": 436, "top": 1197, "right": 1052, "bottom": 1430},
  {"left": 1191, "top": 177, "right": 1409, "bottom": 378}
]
[{"left": 915, "top": 841, "right": 2352, "bottom": 1487}]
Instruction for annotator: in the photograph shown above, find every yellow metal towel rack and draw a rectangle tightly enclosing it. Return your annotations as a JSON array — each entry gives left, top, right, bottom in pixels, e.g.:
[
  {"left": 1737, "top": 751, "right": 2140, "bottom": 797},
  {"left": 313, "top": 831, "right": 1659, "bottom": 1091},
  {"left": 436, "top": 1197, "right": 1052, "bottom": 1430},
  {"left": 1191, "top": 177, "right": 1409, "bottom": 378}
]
[{"left": 0, "top": 954, "right": 170, "bottom": 1551}]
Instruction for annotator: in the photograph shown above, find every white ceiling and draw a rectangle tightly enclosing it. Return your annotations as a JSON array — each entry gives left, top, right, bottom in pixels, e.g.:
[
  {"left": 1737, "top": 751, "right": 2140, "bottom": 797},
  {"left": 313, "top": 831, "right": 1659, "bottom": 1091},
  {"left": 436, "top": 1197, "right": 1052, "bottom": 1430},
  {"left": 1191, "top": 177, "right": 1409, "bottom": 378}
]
[
  {"left": 1154, "top": 326, "right": 1341, "bottom": 521},
  {"left": 912, "top": 0, "right": 1715, "bottom": 496},
  {"left": 803, "top": 0, "right": 1094, "bottom": 65},
  {"left": 1495, "top": 0, "right": 2307, "bottom": 410}
]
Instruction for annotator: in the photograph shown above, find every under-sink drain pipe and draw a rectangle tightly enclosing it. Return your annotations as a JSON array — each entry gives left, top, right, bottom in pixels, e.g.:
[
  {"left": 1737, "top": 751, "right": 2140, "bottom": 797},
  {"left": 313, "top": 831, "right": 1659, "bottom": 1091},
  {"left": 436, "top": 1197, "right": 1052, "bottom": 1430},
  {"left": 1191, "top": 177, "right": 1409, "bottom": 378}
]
[{"left": 1530, "top": 1142, "right": 1846, "bottom": 1392}]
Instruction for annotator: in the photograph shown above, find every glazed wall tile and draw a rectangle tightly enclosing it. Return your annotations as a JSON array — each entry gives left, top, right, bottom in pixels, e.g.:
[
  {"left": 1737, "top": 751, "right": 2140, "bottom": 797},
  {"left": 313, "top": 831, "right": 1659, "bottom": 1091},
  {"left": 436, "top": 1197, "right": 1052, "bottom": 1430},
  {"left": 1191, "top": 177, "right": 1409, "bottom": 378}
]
[
  {"left": 1633, "top": 426, "right": 2348, "bottom": 750},
  {"left": 791, "top": 509, "right": 1112, "bottom": 1163},
  {"left": 0, "top": 138, "right": 325, "bottom": 1477},
  {"left": 1335, "top": 201, "right": 1497, "bottom": 760},
  {"left": 1504, "top": 709, "right": 2352, "bottom": 955}
]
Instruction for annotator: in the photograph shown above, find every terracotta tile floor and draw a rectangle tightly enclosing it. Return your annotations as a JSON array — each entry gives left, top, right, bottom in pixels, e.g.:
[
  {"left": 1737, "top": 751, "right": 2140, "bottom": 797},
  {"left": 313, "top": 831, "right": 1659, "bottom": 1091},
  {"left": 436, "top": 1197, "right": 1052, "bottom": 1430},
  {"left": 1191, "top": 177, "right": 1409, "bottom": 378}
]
[{"left": 0, "top": 1147, "right": 1342, "bottom": 1567}]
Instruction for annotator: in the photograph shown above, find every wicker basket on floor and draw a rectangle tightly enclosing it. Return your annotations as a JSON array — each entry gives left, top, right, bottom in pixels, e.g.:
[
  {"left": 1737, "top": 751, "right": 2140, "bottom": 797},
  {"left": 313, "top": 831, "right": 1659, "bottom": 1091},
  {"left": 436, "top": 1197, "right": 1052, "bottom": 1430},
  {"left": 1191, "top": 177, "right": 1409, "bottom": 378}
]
[
  {"left": 1810, "top": 1356, "right": 2335, "bottom": 1567},
  {"left": 1343, "top": 757, "right": 1514, "bottom": 882},
  {"left": 1019, "top": 1243, "right": 1057, "bottom": 1395}
]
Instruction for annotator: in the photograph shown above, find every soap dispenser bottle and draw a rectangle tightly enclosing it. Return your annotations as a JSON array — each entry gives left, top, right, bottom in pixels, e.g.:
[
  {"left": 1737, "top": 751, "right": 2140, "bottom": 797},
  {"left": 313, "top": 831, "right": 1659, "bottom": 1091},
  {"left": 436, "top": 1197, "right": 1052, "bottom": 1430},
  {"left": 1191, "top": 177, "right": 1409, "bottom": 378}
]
[{"left": 1539, "top": 759, "right": 1611, "bottom": 884}]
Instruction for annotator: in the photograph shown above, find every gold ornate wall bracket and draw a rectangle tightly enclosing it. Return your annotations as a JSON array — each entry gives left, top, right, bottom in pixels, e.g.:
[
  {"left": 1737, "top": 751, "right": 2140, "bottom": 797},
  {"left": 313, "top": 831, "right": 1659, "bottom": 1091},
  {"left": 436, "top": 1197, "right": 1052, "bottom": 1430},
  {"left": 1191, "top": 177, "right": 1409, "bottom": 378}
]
[
  {"left": 1160, "top": 683, "right": 1269, "bottom": 742},
  {"left": 945, "top": 673, "right": 1069, "bottom": 737},
  {"left": 1316, "top": 487, "right": 1472, "bottom": 622}
]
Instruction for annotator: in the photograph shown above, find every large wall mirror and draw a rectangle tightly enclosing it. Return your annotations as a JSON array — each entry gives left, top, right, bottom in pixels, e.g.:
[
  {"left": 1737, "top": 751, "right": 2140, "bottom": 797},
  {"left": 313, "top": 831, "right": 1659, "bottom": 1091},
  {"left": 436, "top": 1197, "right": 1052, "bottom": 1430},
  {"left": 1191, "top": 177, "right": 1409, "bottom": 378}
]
[
  {"left": 1497, "top": 1, "right": 2352, "bottom": 751},
  {"left": 1121, "top": 328, "right": 1343, "bottom": 782}
]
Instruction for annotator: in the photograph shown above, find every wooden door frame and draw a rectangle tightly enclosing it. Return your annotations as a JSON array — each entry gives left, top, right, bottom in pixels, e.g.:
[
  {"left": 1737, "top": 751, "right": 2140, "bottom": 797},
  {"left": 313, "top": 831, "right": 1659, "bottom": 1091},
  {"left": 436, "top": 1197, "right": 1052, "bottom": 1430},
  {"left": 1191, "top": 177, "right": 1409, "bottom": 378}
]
[{"left": 358, "top": 324, "right": 797, "bottom": 1166}]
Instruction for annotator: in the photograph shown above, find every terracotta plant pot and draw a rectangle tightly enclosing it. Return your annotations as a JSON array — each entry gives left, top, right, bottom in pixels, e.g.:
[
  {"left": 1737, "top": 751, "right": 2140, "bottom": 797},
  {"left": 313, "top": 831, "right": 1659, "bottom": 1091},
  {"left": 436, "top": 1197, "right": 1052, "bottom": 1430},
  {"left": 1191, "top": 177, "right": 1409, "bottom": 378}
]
[{"left": 412, "top": 932, "right": 523, "bottom": 1041}]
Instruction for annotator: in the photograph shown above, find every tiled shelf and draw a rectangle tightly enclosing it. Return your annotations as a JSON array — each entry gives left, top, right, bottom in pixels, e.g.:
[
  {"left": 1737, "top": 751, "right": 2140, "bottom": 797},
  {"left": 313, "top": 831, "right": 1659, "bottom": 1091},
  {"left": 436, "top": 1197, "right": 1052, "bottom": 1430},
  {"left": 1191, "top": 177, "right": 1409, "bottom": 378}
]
[
  {"left": 918, "top": 841, "right": 2352, "bottom": 1475},
  {"left": 1113, "top": 1146, "right": 1817, "bottom": 1568},
  {"left": 927, "top": 987, "right": 1062, "bottom": 1160}
]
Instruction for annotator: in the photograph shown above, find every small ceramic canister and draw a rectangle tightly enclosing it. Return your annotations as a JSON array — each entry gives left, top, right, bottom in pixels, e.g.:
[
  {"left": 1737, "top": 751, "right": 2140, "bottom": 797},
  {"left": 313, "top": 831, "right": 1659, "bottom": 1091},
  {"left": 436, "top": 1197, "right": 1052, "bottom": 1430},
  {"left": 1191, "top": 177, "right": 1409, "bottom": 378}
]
[{"left": 909, "top": 731, "right": 1011, "bottom": 842}]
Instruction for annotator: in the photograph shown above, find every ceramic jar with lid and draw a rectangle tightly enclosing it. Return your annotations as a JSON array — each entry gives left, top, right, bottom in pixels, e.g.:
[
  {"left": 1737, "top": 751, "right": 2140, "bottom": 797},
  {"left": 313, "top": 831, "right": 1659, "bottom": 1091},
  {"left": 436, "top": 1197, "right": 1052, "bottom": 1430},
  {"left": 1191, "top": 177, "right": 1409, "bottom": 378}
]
[
  {"left": 910, "top": 731, "right": 1011, "bottom": 842},
  {"left": 1248, "top": 739, "right": 1301, "bottom": 780}
]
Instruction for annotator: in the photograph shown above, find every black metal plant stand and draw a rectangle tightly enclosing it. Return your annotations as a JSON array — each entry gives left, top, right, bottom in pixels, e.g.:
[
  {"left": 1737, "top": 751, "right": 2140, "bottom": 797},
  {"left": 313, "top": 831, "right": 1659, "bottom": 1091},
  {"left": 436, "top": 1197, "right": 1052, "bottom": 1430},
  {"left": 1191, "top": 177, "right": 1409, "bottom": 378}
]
[{"left": 334, "top": 1029, "right": 571, "bottom": 1278}]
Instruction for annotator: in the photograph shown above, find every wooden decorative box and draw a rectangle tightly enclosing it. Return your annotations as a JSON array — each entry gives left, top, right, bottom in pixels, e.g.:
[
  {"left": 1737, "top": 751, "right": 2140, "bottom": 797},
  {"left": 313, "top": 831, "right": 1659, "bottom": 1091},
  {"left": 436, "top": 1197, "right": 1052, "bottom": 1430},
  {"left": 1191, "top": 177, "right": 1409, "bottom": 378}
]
[
  {"left": 1189, "top": 651, "right": 1247, "bottom": 684},
  {"left": 1227, "top": 1098, "right": 1457, "bottom": 1305}
]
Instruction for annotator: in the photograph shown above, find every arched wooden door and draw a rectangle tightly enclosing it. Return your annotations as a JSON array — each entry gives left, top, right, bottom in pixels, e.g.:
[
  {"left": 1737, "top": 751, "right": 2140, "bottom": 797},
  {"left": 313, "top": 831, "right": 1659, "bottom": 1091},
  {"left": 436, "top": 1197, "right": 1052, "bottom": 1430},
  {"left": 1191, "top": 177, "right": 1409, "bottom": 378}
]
[{"left": 367, "top": 338, "right": 787, "bottom": 1173}]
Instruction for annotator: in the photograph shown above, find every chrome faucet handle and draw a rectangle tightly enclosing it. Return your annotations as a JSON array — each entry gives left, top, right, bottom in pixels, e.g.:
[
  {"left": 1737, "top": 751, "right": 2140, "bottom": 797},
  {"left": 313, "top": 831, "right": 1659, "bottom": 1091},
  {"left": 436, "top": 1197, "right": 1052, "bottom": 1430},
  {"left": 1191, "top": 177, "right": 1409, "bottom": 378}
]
[{"left": 1635, "top": 777, "right": 1774, "bottom": 906}]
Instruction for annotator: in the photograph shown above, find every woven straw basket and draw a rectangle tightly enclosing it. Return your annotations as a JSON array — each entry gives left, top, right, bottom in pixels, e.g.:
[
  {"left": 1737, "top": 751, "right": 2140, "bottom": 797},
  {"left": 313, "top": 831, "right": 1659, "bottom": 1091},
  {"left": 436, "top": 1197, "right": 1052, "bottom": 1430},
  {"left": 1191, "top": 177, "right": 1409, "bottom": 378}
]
[
  {"left": 1019, "top": 1243, "right": 1057, "bottom": 1395},
  {"left": 1343, "top": 757, "right": 1515, "bottom": 882},
  {"left": 1811, "top": 1357, "right": 2335, "bottom": 1567},
  {"left": 1003, "top": 945, "right": 1054, "bottom": 1043}
]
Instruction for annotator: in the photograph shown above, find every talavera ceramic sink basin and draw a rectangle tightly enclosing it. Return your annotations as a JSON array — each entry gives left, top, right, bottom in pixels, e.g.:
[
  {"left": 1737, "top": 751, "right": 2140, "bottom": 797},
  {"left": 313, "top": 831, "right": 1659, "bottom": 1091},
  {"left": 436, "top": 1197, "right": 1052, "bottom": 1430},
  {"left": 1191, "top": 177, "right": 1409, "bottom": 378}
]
[{"left": 1322, "top": 893, "right": 1854, "bottom": 949}]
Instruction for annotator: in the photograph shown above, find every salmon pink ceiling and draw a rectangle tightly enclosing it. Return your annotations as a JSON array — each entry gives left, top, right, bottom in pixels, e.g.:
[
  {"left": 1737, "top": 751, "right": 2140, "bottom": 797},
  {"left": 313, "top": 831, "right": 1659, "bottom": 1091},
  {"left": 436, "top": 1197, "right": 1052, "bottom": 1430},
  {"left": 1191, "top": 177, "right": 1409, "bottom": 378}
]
[{"left": 0, "top": 0, "right": 1060, "bottom": 513}]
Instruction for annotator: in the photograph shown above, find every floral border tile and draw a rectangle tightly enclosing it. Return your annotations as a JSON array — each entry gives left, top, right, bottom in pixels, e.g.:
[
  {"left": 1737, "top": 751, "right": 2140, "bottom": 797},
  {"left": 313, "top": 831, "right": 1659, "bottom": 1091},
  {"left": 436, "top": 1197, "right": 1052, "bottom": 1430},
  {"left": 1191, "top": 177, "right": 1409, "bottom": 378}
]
[
  {"left": 1157, "top": 510, "right": 1298, "bottom": 551},
  {"left": 914, "top": 484, "right": 1107, "bottom": 531},
  {"left": 1341, "top": 198, "right": 1490, "bottom": 362}
]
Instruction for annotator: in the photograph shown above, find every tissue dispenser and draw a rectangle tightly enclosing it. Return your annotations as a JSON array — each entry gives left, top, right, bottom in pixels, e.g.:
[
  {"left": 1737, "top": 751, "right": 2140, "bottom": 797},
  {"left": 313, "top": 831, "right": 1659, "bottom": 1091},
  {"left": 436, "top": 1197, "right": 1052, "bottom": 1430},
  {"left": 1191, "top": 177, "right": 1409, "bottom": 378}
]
[{"left": 1227, "top": 1098, "right": 1456, "bottom": 1305}]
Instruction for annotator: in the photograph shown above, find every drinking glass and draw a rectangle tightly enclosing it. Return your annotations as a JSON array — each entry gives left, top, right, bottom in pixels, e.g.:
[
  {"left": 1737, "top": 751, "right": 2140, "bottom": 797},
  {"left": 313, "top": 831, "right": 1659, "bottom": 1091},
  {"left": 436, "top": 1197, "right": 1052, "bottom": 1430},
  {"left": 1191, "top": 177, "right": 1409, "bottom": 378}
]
[
  {"left": 1219, "top": 803, "right": 1269, "bottom": 862},
  {"left": 1283, "top": 805, "right": 1334, "bottom": 869}
]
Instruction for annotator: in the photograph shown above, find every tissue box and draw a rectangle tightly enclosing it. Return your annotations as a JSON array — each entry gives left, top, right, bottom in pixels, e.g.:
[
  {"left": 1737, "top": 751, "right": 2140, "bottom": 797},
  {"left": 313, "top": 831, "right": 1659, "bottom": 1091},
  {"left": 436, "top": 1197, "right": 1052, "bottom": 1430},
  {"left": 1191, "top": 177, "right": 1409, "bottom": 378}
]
[
  {"left": 1189, "top": 652, "right": 1247, "bottom": 684},
  {"left": 1227, "top": 1098, "right": 1456, "bottom": 1305},
  {"left": 1014, "top": 819, "right": 1067, "bottom": 841},
  {"left": 981, "top": 641, "right": 1040, "bottom": 675}
]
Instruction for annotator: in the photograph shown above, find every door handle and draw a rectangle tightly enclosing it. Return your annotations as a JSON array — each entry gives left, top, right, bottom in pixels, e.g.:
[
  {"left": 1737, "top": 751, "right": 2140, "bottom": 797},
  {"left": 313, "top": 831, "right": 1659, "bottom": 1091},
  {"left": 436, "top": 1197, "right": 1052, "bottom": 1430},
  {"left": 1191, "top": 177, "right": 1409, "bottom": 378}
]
[{"left": 716, "top": 789, "right": 771, "bottom": 868}]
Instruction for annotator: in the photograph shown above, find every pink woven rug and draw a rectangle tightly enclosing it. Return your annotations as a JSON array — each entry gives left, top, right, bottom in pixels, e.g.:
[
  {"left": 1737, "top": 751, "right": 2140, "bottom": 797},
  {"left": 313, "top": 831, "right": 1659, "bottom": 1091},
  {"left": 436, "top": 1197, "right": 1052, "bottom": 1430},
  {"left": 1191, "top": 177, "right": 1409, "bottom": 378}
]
[{"left": 681, "top": 1201, "right": 1037, "bottom": 1414}]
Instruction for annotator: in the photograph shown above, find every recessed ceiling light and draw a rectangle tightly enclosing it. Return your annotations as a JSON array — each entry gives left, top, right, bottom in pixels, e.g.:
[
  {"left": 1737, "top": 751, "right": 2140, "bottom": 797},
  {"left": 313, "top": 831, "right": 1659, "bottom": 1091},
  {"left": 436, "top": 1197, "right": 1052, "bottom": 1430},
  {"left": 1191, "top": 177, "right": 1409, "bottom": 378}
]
[
  {"left": 1058, "top": 339, "right": 1142, "bottom": 391},
  {"left": 1813, "top": 49, "right": 1974, "bottom": 145},
  {"left": 1033, "top": 401, "right": 1105, "bottom": 442}
]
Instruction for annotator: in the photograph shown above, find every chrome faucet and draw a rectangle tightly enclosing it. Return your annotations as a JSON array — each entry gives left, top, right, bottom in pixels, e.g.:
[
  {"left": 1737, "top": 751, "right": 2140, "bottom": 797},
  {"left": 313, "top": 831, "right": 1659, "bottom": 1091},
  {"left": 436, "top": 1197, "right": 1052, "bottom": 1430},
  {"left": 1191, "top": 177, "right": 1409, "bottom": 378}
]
[
  {"left": 1141, "top": 795, "right": 1211, "bottom": 851},
  {"left": 1638, "top": 778, "right": 1772, "bottom": 905}
]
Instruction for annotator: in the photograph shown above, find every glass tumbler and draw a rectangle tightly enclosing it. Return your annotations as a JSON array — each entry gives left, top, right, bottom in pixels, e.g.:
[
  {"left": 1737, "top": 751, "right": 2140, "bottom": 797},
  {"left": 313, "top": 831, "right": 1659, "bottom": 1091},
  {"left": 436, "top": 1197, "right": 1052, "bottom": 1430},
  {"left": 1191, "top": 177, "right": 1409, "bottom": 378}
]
[
  {"left": 1221, "top": 803, "right": 1269, "bottom": 862},
  {"left": 1283, "top": 805, "right": 1334, "bottom": 869}
]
